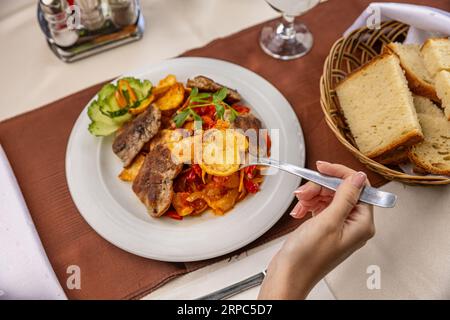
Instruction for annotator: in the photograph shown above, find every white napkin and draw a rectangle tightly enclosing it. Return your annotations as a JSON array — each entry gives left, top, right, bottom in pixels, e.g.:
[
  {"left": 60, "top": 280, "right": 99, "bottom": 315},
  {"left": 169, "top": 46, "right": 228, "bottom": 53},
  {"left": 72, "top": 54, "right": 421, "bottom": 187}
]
[
  {"left": 0, "top": 145, "right": 66, "bottom": 300},
  {"left": 345, "top": 2, "right": 450, "bottom": 44}
]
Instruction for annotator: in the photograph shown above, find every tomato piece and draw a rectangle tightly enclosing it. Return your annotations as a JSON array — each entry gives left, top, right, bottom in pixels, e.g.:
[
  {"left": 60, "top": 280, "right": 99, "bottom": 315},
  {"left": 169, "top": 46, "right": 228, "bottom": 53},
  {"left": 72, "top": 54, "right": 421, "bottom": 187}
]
[
  {"left": 192, "top": 164, "right": 202, "bottom": 177},
  {"left": 202, "top": 115, "right": 216, "bottom": 129},
  {"left": 244, "top": 165, "right": 257, "bottom": 180},
  {"left": 166, "top": 210, "right": 183, "bottom": 220},
  {"left": 244, "top": 179, "right": 259, "bottom": 193},
  {"left": 186, "top": 169, "right": 197, "bottom": 182},
  {"left": 266, "top": 133, "right": 272, "bottom": 156},
  {"left": 233, "top": 105, "right": 250, "bottom": 114}
]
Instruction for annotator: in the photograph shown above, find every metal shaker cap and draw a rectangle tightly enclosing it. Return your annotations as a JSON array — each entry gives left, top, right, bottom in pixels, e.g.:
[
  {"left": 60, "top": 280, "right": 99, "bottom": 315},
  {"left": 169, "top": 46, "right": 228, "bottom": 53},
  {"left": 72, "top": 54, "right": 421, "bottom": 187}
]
[{"left": 39, "top": 0, "right": 68, "bottom": 15}]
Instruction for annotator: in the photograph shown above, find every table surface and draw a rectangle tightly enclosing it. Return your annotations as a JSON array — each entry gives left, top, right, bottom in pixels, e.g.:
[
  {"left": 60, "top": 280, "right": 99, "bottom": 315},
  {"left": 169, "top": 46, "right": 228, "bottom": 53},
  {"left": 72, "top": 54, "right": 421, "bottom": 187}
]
[{"left": 1, "top": 0, "right": 449, "bottom": 300}]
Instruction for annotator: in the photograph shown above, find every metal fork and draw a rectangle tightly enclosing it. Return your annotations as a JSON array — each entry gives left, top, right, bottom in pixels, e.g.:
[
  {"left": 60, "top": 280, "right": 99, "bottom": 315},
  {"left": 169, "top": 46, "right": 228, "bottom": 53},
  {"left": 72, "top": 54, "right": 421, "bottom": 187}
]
[{"left": 241, "top": 157, "right": 397, "bottom": 208}]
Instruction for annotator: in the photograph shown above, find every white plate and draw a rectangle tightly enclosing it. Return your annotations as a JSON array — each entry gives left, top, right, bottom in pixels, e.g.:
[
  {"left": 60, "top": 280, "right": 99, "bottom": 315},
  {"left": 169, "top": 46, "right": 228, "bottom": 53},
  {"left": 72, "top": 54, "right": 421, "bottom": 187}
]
[{"left": 66, "top": 57, "right": 305, "bottom": 262}]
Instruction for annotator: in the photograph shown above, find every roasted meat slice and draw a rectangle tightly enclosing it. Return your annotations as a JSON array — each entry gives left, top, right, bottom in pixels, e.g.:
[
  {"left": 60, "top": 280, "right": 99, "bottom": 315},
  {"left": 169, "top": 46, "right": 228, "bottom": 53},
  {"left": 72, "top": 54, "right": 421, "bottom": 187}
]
[
  {"left": 186, "top": 75, "right": 241, "bottom": 103},
  {"left": 231, "top": 113, "right": 264, "bottom": 157},
  {"left": 132, "top": 144, "right": 183, "bottom": 217},
  {"left": 232, "top": 113, "right": 262, "bottom": 133},
  {"left": 112, "top": 105, "right": 161, "bottom": 167}
]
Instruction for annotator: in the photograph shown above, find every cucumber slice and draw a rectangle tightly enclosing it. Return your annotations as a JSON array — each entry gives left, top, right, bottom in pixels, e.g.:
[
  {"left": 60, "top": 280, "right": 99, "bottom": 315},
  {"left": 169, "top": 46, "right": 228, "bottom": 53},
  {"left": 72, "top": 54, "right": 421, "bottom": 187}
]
[
  {"left": 88, "top": 100, "right": 115, "bottom": 125},
  {"left": 98, "top": 83, "right": 116, "bottom": 101},
  {"left": 88, "top": 121, "right": 119, "bottom": 137}
]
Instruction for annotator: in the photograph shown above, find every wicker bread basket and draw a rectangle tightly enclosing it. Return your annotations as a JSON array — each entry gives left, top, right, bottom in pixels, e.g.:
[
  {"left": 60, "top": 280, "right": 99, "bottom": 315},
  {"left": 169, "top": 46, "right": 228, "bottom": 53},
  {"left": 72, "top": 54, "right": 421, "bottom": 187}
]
[{"left": 320, "top": 21, "right": 450, "bottom": 185}]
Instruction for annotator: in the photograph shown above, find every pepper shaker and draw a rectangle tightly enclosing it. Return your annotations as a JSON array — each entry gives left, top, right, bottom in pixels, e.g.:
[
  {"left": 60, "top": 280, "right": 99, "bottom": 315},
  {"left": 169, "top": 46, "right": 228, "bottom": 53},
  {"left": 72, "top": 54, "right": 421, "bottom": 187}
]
[{"left": 108, "top": 0, "right": 139, "bottom": 28}]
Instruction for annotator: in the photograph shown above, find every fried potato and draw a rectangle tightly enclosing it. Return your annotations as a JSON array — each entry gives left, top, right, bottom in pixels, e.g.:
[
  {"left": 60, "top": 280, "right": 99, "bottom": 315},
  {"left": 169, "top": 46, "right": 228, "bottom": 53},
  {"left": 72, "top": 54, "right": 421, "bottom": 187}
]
[
  {"left": 152, "top": 74, "right": 177, "bottom": 97},
  {"left": 118, "top": 154, "right": 145, "bottom": 182},
  {"left": 154, "top": 83, "right": 185, "bottom": 111}
]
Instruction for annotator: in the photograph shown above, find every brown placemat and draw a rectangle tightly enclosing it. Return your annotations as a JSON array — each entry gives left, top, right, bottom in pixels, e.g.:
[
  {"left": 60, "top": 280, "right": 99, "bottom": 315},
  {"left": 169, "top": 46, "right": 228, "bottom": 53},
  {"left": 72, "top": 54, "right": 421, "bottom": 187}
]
[{"left": 1, "top": 0, "right": 446, "bottom": 300}]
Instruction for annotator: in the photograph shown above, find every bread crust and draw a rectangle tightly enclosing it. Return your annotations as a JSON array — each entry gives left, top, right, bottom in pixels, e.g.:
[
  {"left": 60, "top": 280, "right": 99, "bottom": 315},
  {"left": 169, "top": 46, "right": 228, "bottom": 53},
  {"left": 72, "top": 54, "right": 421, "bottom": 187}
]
[
  {"left": 374, "top": 148, "right": 409, "bottom": 165},
  {"left": 365, "top": 129, "right": 424, "bottom": 159},
  {"left": 336, "top": 52, "right": 394, "bottom": 90},
  {"left": 383, "top": 44, "right": 439, "bottom": 102},
  {"left": 408, "top": 149, "right": 450, "bottom": 175}
]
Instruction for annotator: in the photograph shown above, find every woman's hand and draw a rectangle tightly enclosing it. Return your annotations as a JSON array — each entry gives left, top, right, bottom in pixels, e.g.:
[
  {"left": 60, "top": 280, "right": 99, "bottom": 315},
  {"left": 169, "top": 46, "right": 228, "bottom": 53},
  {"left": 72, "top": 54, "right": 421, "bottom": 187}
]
[{"left": 258, "top": 161, "right": 375, "bottom": 299}]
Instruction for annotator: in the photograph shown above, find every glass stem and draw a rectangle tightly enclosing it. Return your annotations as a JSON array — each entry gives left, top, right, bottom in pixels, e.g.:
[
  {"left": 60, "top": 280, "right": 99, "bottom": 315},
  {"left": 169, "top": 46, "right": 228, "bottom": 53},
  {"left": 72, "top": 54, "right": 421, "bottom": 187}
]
[{"left": 277, "top": 14, "right": 296, "bottom": 39}]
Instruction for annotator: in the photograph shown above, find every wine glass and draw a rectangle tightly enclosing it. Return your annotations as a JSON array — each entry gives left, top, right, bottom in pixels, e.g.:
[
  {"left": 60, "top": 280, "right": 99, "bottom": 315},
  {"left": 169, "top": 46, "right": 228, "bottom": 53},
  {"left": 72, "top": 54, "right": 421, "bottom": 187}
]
[{"left": 260, "top": 0, "right": 320, "bottom": 60}]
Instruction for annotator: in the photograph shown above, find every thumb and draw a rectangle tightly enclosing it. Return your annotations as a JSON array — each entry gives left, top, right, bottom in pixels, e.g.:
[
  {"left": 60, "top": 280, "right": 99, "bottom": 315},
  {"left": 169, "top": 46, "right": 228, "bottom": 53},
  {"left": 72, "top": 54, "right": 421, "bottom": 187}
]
[{"left": 328, "top": 171, "right": 367, "bottom": 221}]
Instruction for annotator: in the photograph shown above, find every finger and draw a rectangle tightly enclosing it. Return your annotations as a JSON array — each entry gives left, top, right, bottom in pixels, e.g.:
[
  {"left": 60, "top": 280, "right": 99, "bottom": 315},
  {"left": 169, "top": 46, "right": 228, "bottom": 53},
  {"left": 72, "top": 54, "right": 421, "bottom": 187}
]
[
  {"left": 293, "top": 182, "right": 321, "bottom": 200},
  {"left": 317, "top": 161, "right": 371, "bottom": 186},
  {"left": 290, "top": 201, "right": 307, "bottom": 219},
  {"left": 297, "top": 195, "right": 332, "bottom": 207},
  {"left": 328, "top": 171, "right": 367, "bottom": 221}
]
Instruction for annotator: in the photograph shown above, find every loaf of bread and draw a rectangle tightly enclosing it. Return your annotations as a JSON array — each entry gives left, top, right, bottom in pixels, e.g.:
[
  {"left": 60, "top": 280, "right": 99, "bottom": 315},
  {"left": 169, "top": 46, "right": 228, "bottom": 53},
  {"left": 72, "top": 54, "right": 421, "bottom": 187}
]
[
  {"left": 384, "top": 43, "right": 437, "bottom": 101},
  {"left": 336, "top": 53, "right": 423, "bottom": 159},
  {"left": 421, "top": 38, "right": 450, "bottom": 77},
  {"left": 435, "top": 70, "right": 450, "bottom": 120}
]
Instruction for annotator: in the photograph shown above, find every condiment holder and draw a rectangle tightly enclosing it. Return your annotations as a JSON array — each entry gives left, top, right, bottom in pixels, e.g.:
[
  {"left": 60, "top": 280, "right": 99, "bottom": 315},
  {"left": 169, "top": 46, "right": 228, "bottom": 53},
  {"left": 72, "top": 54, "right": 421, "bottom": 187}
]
[{"left": 38, "top": 0, "right": 145, "bottom": 62}]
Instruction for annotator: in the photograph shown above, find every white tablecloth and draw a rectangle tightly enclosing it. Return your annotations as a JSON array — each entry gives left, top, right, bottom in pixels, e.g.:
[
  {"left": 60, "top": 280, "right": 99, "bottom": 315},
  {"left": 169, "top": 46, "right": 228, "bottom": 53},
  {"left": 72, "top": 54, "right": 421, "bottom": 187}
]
[{"left": 1, "top": 0, "right": 449, "bottom": 300}]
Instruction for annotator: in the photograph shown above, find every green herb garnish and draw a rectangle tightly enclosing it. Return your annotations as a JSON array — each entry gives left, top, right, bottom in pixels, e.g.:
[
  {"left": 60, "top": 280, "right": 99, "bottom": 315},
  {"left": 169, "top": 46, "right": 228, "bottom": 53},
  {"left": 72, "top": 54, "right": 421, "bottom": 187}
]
[{"left": 173, "top": 87, "right": 240, "bottom": 128}]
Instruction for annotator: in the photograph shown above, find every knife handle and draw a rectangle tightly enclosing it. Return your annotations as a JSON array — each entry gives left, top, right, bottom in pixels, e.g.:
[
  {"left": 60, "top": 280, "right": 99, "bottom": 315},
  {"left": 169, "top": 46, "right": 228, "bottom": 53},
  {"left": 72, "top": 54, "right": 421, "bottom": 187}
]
[{"left": 196, "top": 272, "right": 266, "bottom": 300}]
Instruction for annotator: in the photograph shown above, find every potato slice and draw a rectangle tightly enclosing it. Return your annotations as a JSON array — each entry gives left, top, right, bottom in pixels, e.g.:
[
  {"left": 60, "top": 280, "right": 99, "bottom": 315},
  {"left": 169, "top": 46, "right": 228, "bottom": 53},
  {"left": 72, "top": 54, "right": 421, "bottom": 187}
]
[
  {"left": 152, "top": 74, "right": 177, "bottom": 97},
  {"left": 118, "top": 154, "right": 145, "bottom": 182},
  {"left": 154, "top": 83, "right": 185, "bottom": 111}
]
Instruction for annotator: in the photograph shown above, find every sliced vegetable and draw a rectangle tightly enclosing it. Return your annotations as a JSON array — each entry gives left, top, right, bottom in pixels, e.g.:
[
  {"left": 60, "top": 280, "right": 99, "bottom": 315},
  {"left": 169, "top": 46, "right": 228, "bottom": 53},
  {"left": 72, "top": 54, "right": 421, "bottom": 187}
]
[
  {"left": 87, "top": 77, "right": 153, "bottom": 136},
  {"left": 129, "top": 94, "right": 155, "bottom": 115},
  {"left": 165, "top": 210, "right": 183, "bottom": 220}
]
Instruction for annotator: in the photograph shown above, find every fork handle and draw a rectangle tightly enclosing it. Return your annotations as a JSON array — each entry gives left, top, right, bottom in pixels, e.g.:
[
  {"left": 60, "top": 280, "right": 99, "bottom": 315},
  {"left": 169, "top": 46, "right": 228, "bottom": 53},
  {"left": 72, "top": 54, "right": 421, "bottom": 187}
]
[{"left": 257, "top": 158, "right": 397, "bottom": 208}]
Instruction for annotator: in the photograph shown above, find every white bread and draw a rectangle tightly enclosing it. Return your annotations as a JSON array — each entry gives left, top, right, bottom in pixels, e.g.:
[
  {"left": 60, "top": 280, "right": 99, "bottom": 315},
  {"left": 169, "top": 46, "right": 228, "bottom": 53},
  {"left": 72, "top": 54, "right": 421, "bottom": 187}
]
[
  {"left": 435, "top": 70, "right": 450, "bottom": 120},
  {"left": 384, "top": 43, "right": 437, "bottom": 101},
  {"left": 413, "top": 95, "right": 444, "bottom": 118},
  {"left": 421, "top": 38, "right": 450, "bottom": 77},
  {"left": 336, "top": 53, "right": 423, "bottom": 159},
  {"left": 408, "top": 113, "right": 450, "bottom": 175}
]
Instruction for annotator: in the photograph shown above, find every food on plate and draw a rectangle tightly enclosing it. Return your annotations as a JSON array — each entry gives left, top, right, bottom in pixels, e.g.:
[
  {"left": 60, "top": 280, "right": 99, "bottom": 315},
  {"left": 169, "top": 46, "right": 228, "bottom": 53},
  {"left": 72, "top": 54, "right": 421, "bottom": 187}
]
[
  {"left": 132, "top": 144, "right": 183, "bottom": 217},
  {"left": 154, "top": 82, "right": 185, "bottom": 110},
  {"left": 384, "top": 42, "right": 438, "bottom": 101},
  {"left": 187, "top": 76, "right": 242, "bottom": 103},
  {"left": 112, "top": 105, "right": 161, "bottom": 167},
  {"left": 336, "top": 53, "right": 423, "bottom": 160},
  {"left": 435, "top": 70, "right": 450, "bottom": 120},
  {"left": 88, "top": 74, "right": 268, "bottom": 219},
  {"left": 421, "top": 38, "right": 450, "bottom": 78},
  {"left": 118, "top": 154, "right": 145, "bottom": 182},
  {"left": 408, "top": 113, "right": 450, "bottom": 175},
  {"left": 87, "top": 77, "right": 153, "bottom": 136}
]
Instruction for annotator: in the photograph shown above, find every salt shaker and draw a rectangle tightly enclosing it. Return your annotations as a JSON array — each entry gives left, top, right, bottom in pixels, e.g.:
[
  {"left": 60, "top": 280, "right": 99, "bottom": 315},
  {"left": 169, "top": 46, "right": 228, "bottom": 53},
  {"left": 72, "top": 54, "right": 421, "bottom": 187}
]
[
  {"left": 108, "top": 0, "right": 139, "bottom": 28},
  {"left": 39, "top": 0, "right": 78, "bottom": 47}
]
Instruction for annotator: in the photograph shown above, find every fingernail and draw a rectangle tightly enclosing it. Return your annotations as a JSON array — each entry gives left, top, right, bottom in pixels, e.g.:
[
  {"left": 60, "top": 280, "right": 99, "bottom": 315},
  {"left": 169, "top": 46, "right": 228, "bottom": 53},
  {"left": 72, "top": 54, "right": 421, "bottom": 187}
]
[
  {"left": 351, "top": 171, "right": 366, "bottom": 188},
  {"left": 293, "top": 185, "right": 306, "bottom": 194},
  {"left": 290, "top": 205, "right": 303, "bottom": 217},
  {"left": 316, "top": 160, "right": 329, "bottom": 166}
]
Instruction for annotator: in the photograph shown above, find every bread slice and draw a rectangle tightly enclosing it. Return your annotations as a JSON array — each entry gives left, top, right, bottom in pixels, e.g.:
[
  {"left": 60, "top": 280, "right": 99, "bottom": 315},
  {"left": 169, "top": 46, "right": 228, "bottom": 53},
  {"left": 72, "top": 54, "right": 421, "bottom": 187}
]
[
  {"left": 384, "top": 43, "right": 437, "bottom": 101},
  {"left": 408, "top": 113, "right": 450, "bottom": 175},
  {"left": 435, "top": 70, "right": 450, "bottom": 120},
  {"left": 336, "top": 53, "right": 423, "bottom": 159},
  {"left": 421, "top": 38, "right": 450, "bottom": 77},
  {"left": 413, "top": 95, "right": 444, "bottom": 117},
  {"left": 374, "top": 148, "right": 409, "bottom": 165}
]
